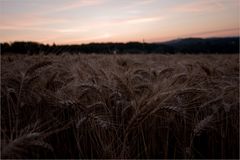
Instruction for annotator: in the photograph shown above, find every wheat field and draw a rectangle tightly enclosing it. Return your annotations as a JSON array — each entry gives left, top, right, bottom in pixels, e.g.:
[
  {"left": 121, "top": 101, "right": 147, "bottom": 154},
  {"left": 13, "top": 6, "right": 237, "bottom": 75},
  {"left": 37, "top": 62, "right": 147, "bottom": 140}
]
[{"left": 1, "top": 54, "right": 239, "bottom": 159}]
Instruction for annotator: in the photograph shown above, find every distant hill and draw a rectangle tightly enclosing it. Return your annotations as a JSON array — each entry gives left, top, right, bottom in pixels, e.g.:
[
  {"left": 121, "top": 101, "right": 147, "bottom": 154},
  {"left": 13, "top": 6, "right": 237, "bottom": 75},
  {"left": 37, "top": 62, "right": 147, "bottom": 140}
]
[
  {"left": 1, "top": 37, "right": 239, "bottom": 54},
  {"left": 161, "top": 37, "right": 239, "bottom": 53}
]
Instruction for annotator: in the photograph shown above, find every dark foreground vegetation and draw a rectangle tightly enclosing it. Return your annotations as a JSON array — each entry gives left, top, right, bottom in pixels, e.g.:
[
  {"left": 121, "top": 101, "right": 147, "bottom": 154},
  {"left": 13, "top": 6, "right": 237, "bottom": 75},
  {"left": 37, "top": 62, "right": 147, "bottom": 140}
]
[
  {"left": 1, "top": 54, "right": 239, "bottom": 159},
  {"left": 1, "top": 37, "right": 239, "bottom": 54}
]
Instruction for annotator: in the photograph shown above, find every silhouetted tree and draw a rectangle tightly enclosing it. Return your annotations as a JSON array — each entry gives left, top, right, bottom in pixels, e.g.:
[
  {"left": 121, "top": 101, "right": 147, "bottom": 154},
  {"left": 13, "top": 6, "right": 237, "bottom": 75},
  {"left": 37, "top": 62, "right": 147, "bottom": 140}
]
[{"left": 1, "top": 37, "right": 239, "bottom": 55}]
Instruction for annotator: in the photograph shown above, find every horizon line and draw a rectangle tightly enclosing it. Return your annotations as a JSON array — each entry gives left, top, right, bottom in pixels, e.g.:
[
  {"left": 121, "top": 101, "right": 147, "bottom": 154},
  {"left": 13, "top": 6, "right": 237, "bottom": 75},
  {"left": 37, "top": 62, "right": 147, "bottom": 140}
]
[{"left": 1, "top": 35, "right": 239, "bottom": 45}]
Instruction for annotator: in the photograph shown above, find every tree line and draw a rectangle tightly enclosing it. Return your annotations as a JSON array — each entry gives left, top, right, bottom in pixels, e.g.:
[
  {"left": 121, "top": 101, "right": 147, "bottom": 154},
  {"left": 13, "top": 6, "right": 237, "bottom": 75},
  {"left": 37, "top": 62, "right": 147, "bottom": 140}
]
[{"left": 1, "top": 37, "right": 239, "bottom": 54}]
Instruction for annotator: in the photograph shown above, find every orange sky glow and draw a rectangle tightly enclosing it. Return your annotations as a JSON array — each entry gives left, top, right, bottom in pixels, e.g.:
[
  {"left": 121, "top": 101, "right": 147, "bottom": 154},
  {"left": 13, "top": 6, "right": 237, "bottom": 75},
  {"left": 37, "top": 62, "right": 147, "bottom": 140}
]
[{"left": 0, "top": 0, "right": 239, "bottom": 44}]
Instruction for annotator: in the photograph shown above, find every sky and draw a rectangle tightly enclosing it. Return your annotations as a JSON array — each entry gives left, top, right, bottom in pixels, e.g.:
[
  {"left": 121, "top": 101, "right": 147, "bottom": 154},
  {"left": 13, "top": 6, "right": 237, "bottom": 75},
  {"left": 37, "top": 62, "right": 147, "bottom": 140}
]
[{"left": 0, "top": 0, "right": 239, "bottom": 44}]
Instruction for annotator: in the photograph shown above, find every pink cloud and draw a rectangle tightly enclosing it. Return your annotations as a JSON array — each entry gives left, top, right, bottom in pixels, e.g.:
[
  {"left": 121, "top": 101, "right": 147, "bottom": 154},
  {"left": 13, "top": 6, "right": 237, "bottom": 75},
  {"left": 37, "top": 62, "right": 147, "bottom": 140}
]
[
  {"left": 136, "top": 0, "right": 156, "bottom": 5},
  {"left": 172, "top": 0, "right": 226, "bottom": 13},
  {"left": 122, "top": 16, "right": 164, "bottom": 24},
  {"left": 0, "top": 16, "right": 67, "bottom": 30},
  {"left": 56, "top": 15, "right": 165, "bottom": 32},
  {"left": 32, "top": 15, "right": 165, "bottom": 44},
  {"left": 121, "top": 0, "right": 156, "bottom": 10},
  {"left": 42, "top": 0, "right": 106, "bottom": 14}
]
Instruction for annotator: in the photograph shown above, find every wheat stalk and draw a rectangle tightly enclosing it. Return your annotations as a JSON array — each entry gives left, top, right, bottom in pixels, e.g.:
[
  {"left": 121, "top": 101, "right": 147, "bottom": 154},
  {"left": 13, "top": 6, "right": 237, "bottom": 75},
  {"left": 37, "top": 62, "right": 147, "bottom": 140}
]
[
  {"left": 25, "top": 61, "right": 52, "bottom": 76},
  {"left": 193, "top": 115, "right": 214, "bottom": 137}
]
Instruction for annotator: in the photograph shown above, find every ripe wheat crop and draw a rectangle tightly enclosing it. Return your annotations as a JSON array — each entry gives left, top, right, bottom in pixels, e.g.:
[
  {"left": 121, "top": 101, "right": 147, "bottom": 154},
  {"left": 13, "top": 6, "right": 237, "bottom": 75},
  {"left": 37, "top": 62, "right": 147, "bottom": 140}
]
[{"left": 1, "top": 53, "right": 239, "bottom": 159}]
